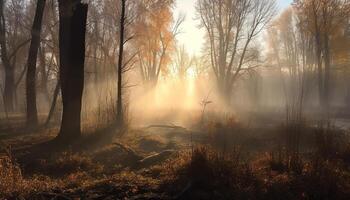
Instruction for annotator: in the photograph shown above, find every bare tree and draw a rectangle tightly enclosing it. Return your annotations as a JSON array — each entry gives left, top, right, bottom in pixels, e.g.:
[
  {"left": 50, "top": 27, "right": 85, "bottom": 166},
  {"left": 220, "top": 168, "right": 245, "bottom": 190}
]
[
  {"left": 294, "top": 0, "right": 350, "bottom": 114},
  {"left": 0, "top": 0, "right": 15, "bottom": 112},
  {"left": 173, "top": 44, "right": 193, "bottom": 81},
  {"left": 116, "top": 0, "right": 126, "bottom": 126},
  {"left": 196, "top": 0, "right": 276, "bottom": 105},
  {"left": 0, "top": 0, "right": 34, "bottom": 113}
]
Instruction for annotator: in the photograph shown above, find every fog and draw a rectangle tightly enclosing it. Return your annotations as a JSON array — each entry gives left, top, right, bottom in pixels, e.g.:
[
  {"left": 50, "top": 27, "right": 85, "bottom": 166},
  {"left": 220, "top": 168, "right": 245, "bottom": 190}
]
[
  {"left": 0, "top": 0, "right": 349, "bottom": 133},
  {"left": 2, "top": 0, "right": 350, "bottom": 199}
]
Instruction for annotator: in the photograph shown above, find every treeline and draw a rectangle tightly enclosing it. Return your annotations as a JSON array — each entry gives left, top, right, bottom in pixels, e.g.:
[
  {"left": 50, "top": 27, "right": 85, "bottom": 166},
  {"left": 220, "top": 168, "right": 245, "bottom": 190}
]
[
  {"left": 0, "top": 0, "right": 184, "bottom": 141},
  {"left": 266, "top": 0, "right": 350, "bottom": 121},
  {"left": 1, "top": 0, "right": 350, "bottom": 142}
]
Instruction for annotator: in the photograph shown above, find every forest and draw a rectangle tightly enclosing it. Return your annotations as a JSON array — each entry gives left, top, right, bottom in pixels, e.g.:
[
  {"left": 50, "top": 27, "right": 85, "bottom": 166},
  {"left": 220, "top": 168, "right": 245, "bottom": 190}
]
[{"left": 1, "top": 0, "right": 350, "bottom": 199}]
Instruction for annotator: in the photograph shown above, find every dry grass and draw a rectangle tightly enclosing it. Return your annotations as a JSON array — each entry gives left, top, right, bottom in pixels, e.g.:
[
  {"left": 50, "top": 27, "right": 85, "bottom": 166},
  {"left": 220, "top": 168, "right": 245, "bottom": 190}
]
[
  {"left": 157, "top": 146, "right": 259, "bottom": 199},
  {"left": 140, "top": 117, "right": 350, "bottom": 199},
  {"left": 36, "top": 151, "right": 102, "bottom": 177},
  {"left": 156, "top": 135, "right": 350, "bottom": 200},
  {"left": 1, "top": 118, "right": 350, "bottom": 199},
  {"left": 0, "top": 155, "right": 60, "bottom": 198}
]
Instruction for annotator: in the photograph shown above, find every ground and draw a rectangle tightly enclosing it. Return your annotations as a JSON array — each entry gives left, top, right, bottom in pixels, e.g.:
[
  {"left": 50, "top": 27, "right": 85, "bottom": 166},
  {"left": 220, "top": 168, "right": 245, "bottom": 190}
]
[{"left": 1, "top": 118, "right": 350, "bottom": 199}]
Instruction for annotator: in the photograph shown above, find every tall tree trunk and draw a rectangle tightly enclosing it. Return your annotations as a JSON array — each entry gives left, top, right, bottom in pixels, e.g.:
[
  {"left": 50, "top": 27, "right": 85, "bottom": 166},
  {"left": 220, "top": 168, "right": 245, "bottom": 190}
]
[
  {"left": 0, "top": 0, "right": 15, "bottom": 112},
  {"left": 45, "top": 79, "right": 60, "bottom": 127},
  {"left": 315, "top": 33, "right": 324, "bottom": 108},
  {"left": 39, "top": 46, "right": 50, "bottom": 103},
  {"left": 116, "top": 0, "right": 126, "bottom": 126},
  {"left": 323, "top": 33, "right": 331, "bottom": 114},
  {"left": 3, "top": 67, "right": 15, "bottom": 112},
  {"left": 93, "top": 19, "right": 99, "bottom": 91},
  {"left": 26, "top": 0, "right": 46, "bottom": 128},
  {"left": 57, "top": 1, "right": 88, "bottom": 141}
]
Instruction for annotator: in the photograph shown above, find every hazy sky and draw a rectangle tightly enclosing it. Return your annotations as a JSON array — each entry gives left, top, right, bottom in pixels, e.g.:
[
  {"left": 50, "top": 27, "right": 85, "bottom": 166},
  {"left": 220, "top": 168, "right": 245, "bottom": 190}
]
[{"left": 174, "top": 0, "right": 293, "bottom": 55}]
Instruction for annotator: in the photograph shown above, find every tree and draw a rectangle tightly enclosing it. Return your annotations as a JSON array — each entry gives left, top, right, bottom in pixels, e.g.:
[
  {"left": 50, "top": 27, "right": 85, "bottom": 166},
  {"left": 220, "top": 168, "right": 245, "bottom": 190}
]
[
  {"left": 134, "top": 0, "right": 183, "bottom": 88},
  {"left": 56, "top": 0, "right": 88, "bottom": 141},
  {"left": 1, "top": 0, "right": 33, "bottom": 113},
  {"left": 173, "top": 44, "right": 193, "bottom": 81},
  {"left": 0, "top": 0, "right": 15, "bottom": 112},
  {"left": 196, "top": 0, "right": 276, "bottom": 105},
  {"left": 26, "top": 0, "right": 47, "bottom": 128},
  {"left": 294, "top": 0, "right": 349, "bottom": 113},
  {"left": 267, "top": 8, "right": 311, "bottom": 123},
  {"left": 42, "top": 0, "right": 61, "bottom": 127},
  {"left": 116, "top": 0, "right": 126, "bottom": 126}
]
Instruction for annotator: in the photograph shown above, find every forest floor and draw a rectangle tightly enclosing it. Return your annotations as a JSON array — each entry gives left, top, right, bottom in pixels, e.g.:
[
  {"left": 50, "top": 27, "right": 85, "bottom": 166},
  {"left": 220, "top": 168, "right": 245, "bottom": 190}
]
[{"left": 1, "top": 118, "right": 350, "bottom": 199}]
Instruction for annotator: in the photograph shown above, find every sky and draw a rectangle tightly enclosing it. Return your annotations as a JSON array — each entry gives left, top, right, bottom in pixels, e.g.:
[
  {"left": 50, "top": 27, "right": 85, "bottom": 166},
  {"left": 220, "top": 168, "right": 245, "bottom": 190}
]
[{"left": 174, "top": 0, "right": 293, "bottom": 55}]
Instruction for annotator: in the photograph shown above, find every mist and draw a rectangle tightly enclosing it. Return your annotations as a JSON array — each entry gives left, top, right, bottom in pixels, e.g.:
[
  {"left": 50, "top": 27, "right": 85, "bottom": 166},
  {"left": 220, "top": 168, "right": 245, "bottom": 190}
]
[{"left": 1, "top": 0, "right": 350, "bottom": 199}]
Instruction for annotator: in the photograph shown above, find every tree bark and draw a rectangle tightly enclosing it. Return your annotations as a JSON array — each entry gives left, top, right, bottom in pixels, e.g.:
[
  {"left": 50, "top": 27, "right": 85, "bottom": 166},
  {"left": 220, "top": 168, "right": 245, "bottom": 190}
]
[
  {"left": 57, "top": 1, "right": 88, "bottom": 141},
  {"left": 26, "top": 0, "right": 46, "bottom": 128}
]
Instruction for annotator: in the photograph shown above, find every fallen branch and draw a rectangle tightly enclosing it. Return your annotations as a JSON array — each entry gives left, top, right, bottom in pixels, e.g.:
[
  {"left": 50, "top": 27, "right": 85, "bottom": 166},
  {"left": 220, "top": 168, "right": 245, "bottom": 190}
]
[
  {"left": 145, "top": 125, "right": 187, "bottom": 130},
  {"left": 137, "top": 149, "right": 175, "bottom": 168},
  {"left": 113, "top": 142, "right": 139, "bottom": 157}
]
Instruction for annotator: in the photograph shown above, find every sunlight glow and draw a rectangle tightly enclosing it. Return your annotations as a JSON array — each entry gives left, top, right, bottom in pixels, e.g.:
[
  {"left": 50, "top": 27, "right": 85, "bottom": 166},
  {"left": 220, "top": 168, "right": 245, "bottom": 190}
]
[
  {"left": 174, "top": 0, "right": 293, "bottom": 56},
  {"left": 186, "top": 67, "right": 197, "bottom": 80}
]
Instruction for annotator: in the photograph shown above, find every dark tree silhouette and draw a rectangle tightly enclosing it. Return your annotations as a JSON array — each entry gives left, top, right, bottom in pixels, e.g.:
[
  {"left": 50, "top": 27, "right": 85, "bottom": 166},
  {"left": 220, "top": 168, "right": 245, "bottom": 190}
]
[
  {"left": 26, "top": 0, "right": 47, "bottom": 128},
  {"left": 0, "top": 0, "right": 15, "bottom": 112},
  {"left": 57, "top": 1, "right": 88, "bottom": 141},
  {"left": 116, "top": 0, "right": 126, "bottom": 126}
]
